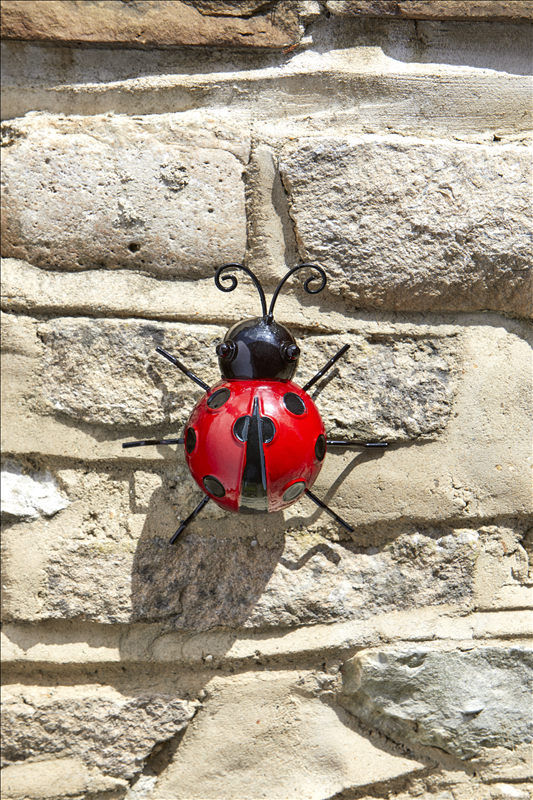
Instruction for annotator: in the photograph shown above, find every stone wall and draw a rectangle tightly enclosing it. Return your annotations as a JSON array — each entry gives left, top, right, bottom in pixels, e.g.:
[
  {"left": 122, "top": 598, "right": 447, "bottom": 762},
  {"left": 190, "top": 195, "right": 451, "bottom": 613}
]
[{"left": 1, "top": 2, "right": 532, "bottom": 799}]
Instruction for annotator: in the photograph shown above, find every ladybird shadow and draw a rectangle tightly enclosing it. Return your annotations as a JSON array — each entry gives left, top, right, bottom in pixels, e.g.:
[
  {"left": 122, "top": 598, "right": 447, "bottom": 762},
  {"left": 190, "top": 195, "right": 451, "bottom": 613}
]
[{"left": 129, "top": 472, "right": 286, "bottom": 632}]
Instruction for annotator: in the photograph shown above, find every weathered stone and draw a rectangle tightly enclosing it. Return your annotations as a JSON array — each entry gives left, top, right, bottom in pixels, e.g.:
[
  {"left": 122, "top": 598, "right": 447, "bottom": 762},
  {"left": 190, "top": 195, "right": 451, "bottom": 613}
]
[
  {"left": 1, "top": 461, "right": 69, "bottom": 520},
  {"left": 129, "top": 525, "right": 482, "bottom": 629},
  {"left": 0, "top": 0, "right": 299, "bottom": 48},
  {"left": 2, "top": 36, "right": 530, "bottom": 134},
  {"left": 151, "top": 671, "right": 424, "bottom": 799},
  {"left": 3, "top": 607, "right": 533, "bottom": 671},
  {"left": 34, "top": 315, "right": 459, "bottom": 440},
  {"left": 338, "top": 646, "right": 533, "bottom": 759},
  {"left": 1, "top": 113, "right": 248, "bottom": 277},
  {"left": 280, "top": 137, "right": 532, "bottom": 317},
  {"left": 326, "top": 1, "right": 533, "bottom": 20},
  {"left": 0, "top": 757, "right": 127, "bottom": 800},
  {"left": 37, "top": 317, "right": 224, "bottom": 430},
  {"left": 3, "top": 461, "right": 492, "bottom": 626},
  {"left": 1, "top": 687, "right": 197, "bottom": 780},
  {"left": 302, "top": 332, "right": 459, "bottom": 441}
]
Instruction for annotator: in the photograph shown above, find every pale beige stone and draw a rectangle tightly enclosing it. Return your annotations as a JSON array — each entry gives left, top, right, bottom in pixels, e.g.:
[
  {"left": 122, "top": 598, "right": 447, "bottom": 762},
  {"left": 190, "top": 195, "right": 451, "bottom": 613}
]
[
  {"left": 1, "top": 113, "right": 248, "bottom": 277},
  {"left": 326, "top": 1, "right": 533, "bottom": 20},
  {"left": 3, "top": 606, "right": 533, "bottom": 670},
  {"left": 2, "top": 28, "right": 531, "bottom": 132},
  {"left": 1, "top": 687, "right": 197, "bottom": 781},
  {"left": 151, "top": 670, "right": 424, "bottom": 799},
  {"left": 0, "top": 757, "right": 126, "bottom": 800},
  {"left": 0, "top": 459, "right": 488, "bottom": 626},
  {"left": 32, "top": 314, "right": 459, "bottom": 440},
  {"left": 280, "top": 136, "right": 532, "bottom": 317}
]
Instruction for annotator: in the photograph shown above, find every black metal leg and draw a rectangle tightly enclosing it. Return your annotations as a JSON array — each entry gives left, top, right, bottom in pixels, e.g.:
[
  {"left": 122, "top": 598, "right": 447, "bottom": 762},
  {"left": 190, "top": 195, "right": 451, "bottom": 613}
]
[
  {"left": 170, "top": 495, "right": 210, "bottom": 544},
  {"left": 327, "top": 440, "right": 388, "bottom": 449},
  {"left": 156, "top": 347, "right": 210, "bottom": 392},
  {"left": 122, "top": 438, "right": 184, "bottom": 449},
  {"left": 302, "top": 344, "right": 351, "bottom": 393},
  {"left": 305, "top": 489, "right": 354, "bottom": 533}
]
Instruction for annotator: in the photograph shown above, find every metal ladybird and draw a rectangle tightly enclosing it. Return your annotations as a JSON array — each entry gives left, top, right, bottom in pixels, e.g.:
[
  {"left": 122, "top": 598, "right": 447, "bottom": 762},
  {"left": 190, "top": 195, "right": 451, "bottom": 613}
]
[{"left": 123, "top": 264, "right": 386, "bottom": 542}]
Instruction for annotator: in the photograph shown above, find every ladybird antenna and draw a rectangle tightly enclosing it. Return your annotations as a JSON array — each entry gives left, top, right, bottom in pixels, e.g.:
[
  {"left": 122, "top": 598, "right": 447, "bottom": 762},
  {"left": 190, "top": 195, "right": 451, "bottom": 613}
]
[
  {"left": 215, "top": 263, "right": 267, "bottom": 318},
  {"left": 267, "top": 264, "right": 327, "bottom": 321}
]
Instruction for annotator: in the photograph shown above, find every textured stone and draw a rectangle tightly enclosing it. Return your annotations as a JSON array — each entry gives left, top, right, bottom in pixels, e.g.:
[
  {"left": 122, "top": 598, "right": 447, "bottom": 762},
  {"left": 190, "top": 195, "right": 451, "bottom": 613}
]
[
  {"left": 34, "top": 317, "right": 458, "bottom": 441},
  {"left": 302, "top": 332, "right": 459, "bottom": 441},
  {"left": 3, "top": 608, "right": 533, "bottom": 670},
  {"left": 128, "top": 526, "right": 482, "bottom": 630},
  {"left": 1, "top": 113, "right": 248, "bottom": 277},
  {"left": 151, "top": 671, "right": 423, "bottom": 799},
  {"left": 339, "top": 647, "right": 533, "bottom": 759},
  {"left": 2, "top": 37, "right": 530, "bottom": 134},
  {"left": 0, "top": 757, "right": 126, "bottom": 800},
  {"left": 0, "top": 0, "right": 299, "bottom": 48},
  {"left": 1, "top": 688, "right": 197, "bottom": 781},
  {"left": 1, "top": 461, "right": 69, "bottom": 520},
  {"left": 37, "top": 317, "right": 224, "bottom": 430},
  {"left": 280, "top": 137, "right": 532, "bottom": 317},
  {"left": 326, "top": 1, "right": 533, "bottom": 20},
  {"left": 3, "top": 467, "right": 489, "bottom": 625}
]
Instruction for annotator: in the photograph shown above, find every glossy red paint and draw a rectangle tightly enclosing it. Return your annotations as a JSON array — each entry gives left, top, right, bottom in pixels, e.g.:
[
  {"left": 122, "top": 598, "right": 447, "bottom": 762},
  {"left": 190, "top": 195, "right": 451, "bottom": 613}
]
[{"left": 185, "top": 380, "right": 325, "bottom": 513}]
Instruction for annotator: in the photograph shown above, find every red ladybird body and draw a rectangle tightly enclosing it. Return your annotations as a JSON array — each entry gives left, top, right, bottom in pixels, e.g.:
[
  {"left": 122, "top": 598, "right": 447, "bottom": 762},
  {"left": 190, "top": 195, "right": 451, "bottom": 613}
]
[
  {"left": 122, "top": 263, "right": 378, "bottom": 540},
  {"left": 184, "top": 380, "right": 326, "bottom": 514}
]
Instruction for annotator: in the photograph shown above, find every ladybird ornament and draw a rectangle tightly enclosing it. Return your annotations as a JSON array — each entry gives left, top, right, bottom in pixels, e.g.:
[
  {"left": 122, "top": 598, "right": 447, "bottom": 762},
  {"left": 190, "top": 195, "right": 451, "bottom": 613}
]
[{"left": 123, "top": 264, "right": 386, "bottom": 542}]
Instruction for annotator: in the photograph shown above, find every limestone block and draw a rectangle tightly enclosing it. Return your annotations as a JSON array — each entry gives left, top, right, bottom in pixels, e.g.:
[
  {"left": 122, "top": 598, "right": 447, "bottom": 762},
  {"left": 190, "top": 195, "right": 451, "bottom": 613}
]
[
  {"left": 1, "top": 462, "right": 69, "bottom": 520},
  {"left": 37, "top": 317, "right": 225, "bottom": 430},
  {"left": 0, "top": 0, "right": 299, "bottom": 48},
  {"left": 326, "top": 1, "right": 533, "bottom": 20},
  {"left": 280, "top": 136, "right": 532, "bottom": 317},
  {"left": 3, "top": 456, "right": 489, "bottom": 625},
  {"left": 339, "top": 646, "right": 533, "bottom": 759},
  {"left": 34, "top": 315, "right": 459, "bottom": 440},
  {"left": 151, "top": 671, "right": 423, "bottom": 799},
  {"left": 1, "top": 38, "right": 530, "bottom": 134},
  {"left": 0, "top": 757, "right": 126, "bottom": 799},
  {"left": 1, "top": 686, "right": 197, "bottom": 781},
  {"left": 302, "top": 332, "right": 459, "bottom": 441},
  {"left": 1, "top": 113, "right": 248, "bottom": 277}
]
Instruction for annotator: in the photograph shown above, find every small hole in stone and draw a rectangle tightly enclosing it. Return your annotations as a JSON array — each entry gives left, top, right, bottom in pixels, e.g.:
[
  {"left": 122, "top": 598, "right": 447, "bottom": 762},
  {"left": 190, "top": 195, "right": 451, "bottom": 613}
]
[
  {"left": 44, "top": 157, "right": 50, "bottom": 164},
  {"left": 207, "top": 208, "right": 214, "bottom": 213},
  {"left": 128, "top": 243, "right": 141, "bottom": 252}
]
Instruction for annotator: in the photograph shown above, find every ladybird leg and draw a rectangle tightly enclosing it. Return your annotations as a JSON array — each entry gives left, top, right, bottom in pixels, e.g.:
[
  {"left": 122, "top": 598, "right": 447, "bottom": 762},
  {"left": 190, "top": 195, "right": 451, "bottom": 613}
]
[
  {"left": 304, "top": 489, "right": 354, "bottom": 534},
  {"left": 327, "top": 440, "right": 388, "bottom": 449},
  {"left": 122, "top": 438, "right": 185, "bottom": 449},
  {"left": 301, "top": 344, "right": 351, "bottom": 392},
  {"left": 170, "top": 494, "right": 210, "bottom": 545},
  {"left": 155, "top": 347, "right": 210, "bottom": 392}
]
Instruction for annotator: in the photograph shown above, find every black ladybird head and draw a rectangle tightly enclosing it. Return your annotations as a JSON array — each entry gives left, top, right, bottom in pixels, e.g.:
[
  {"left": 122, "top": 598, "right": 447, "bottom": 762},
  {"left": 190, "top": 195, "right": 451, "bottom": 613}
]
[
  {"left": 217, "top": 316, "right": 300, "bottom": 381},
  {"left": 214, "top": 262, "right": 327, "bottom": 382}
]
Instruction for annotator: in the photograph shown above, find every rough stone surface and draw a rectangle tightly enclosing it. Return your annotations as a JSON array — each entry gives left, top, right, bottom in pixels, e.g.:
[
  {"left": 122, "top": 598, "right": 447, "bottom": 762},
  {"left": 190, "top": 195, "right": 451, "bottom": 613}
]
[
  {"left": 0, "top": 756, "right": 127, "bottom": 799},
  {"left": 0, "top": 0, "right": 299, "bottom": 48},
  {"left": 1, "top": 113, "right": 249, "bottom": 277},
  {"left": 128, "top": 526, "right": 482, "bottom": 630},
  {"left": 1, "top": 687, "right": 197, "bottom": 780},
  {"left": 1, "top": 11, "right": 532, "bottom": 800},
  {"left": 37, "top": 317, "right": 224, "bottom": 430},
  {"left": 326, "top": 1, "right": 533, "bottom": 20},
  {"left": 302, "top": 332, "right": 459, "bottom": 441},
  {"left": 339, "top": 646, "right": 533, "bottom": 759},
  {"left": 3, "top": 467, "right": 491, "bottom": 625},
  {"left": 1, "top": 462, "right": 69, "bottom": 520},
  {"left": 35, "top": 316, "right": 459, "bottom": 440},
  {"left": 280, "top": 137, "right": 532, "bottom": 318},
  {"left": 151, "top": 670, "right": 424, "bottom": 799}
]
